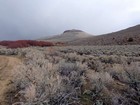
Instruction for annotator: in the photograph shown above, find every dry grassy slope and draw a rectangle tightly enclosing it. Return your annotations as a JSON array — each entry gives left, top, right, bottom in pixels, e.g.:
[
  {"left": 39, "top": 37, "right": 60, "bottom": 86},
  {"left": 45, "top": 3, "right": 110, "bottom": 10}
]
[
  {"left": 40, "top": 29, "right": 92, "bottom": 43},
  {"left": 68, "top": 25, "right": 140, "bottom": 45},
  {"left": 0, "top": 56, "right": 21, "bottom": 105}
]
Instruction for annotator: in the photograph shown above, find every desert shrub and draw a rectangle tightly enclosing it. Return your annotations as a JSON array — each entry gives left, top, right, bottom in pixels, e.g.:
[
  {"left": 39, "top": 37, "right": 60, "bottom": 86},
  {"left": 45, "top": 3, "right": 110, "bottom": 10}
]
[
  {"left": 127, "top": 37, "right": 134, "bottom": 42},
  {"left": 10, "top": 49, "right": 88, "bottom": 105},
  {"left": 2, "top": 45, "right": 140, "bottom": 105},
  {"left": 110, "top": 62, "right": 140, "bottom": 105},
  {"left": 81, "top": 70, "right": 115, "bottom": 105},
  {"left": 0, "top": 40, "right": 54, "bottom": 48},
  {"left": 109, "top": 65, "right": 124, "bottom": 81},
  {"left": 113, "top": 62, "right": 140, "bottom": 86},
  {"left": 56, "top": 62, "right": 89, "bottom": 105},
  {"left": 111, "top": 88, "right": 140, "bottom": 105},
  {"left": 80, "top": 75, "right": 113, "bottom": 105},
  {"left": 86, "top": 59, "right": 102, "bottom": 72},
  {"left": 0, "top": 41, "right": 14, "bottom": 46},
  {"left": 58, "top": 62, "right": 86, "bottom": 93},
  {"left": 55, "top": 42, "right": 65, "bottom": 46},
  {"left": 78, "top": 49, "right": 91, "bottom": 55},
  {"left": 89, "top": 72, "right": 114, "bottom": 88},
  {"left": 8, "top": 42, "right": 28, "bottom": 48},
  {"left": 124, "top": 62, "right": 140, "bottom": 82},
  {"left": 80, "top": 79, "right": 105, "bottom": 105},
  {"left": 111, "top": 93, "right": 125, "bottom": 105},
  {"left": 99, "top": 55, "right": 123, "bottom": 64},
  {"left": 11, "top": 53, "right": 62, "bottom": 105},
  {"left": 58, "top": 62, "right": 86, "bottom": 76},
  {"left": 64, "top": 52, "right": 80, "bottom": 63},
  {"left": 11, "top": 63, "right": 62, "bottom": 105},
  {"left": 0, "top": 48, "right": 19, "bottom": 55},
  {"left": 123, "top": 62, "right": 140, "bottom": 104}
]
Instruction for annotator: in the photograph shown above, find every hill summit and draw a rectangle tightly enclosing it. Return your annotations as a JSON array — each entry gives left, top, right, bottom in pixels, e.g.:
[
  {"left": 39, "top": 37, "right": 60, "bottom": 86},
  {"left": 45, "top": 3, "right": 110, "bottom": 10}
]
[
  {"left": 63, "top": 29, "right": 83, "bottom": 33},
  {"left": 43, "top": 29, "right": 92, "bottom": 42}
]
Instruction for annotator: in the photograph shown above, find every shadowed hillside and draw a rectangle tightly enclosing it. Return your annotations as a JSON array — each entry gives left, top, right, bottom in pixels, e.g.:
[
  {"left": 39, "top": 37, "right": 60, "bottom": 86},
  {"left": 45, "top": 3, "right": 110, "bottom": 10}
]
[{"left": 68, "top": 25, "right": 140, "bottom": 45}]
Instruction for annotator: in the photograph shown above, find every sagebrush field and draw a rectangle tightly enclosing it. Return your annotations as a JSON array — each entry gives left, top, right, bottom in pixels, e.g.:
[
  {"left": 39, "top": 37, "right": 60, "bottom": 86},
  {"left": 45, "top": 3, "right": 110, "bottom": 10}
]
[{"left": 0, "top": 45, "right": 140, "bottom": 105}]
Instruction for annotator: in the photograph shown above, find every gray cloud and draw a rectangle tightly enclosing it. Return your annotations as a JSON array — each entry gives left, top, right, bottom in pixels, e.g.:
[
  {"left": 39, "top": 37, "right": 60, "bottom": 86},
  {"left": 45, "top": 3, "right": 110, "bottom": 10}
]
[{"left": 0, "top": 0, "right": 140, "bottom": 40}]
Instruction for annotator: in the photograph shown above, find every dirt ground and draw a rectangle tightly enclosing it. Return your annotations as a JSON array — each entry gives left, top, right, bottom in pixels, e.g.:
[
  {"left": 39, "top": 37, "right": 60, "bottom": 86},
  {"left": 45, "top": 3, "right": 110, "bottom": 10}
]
[{"left": 0, "top": 56, "right": 21, "bottom": 105}]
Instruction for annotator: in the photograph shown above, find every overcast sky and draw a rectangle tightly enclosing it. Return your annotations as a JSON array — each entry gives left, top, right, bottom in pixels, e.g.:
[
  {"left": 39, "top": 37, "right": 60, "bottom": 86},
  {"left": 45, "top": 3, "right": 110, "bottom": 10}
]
[{"left": 0, "top": 0, "right": 140, "bottom": 40}]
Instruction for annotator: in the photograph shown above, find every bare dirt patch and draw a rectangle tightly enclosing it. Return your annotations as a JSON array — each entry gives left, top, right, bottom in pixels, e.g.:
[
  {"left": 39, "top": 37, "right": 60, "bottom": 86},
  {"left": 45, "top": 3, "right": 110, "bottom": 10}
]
[{"left": 0, "top": 56, "right": 21, "bottom": 105}]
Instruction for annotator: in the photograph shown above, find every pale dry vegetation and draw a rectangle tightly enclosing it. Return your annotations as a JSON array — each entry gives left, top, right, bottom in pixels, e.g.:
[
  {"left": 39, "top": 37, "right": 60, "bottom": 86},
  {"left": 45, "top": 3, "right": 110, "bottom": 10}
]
[{"left": 0, "top": 45, "right": 140, "bottom": 105}]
